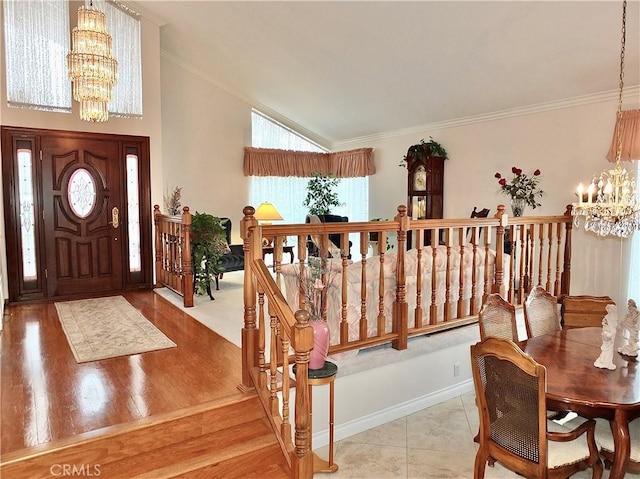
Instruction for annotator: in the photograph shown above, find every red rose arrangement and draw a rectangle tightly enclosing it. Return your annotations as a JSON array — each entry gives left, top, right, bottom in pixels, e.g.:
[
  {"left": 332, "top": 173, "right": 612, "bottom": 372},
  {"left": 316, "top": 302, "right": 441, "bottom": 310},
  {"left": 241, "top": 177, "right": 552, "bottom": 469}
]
[{"left": 495, "top": 167, "right": 543, "bottom": 209}]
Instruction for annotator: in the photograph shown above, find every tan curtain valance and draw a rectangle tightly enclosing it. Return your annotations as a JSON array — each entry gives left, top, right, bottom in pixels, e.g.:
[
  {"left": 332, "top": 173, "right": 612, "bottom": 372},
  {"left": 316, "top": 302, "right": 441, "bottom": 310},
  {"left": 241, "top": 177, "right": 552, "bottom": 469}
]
[
  {"left": 606, "top": 109, "right": 640, "bottom": 162},
  {"left": 243, "top": 147, "right": 375, "bottom": 178}
]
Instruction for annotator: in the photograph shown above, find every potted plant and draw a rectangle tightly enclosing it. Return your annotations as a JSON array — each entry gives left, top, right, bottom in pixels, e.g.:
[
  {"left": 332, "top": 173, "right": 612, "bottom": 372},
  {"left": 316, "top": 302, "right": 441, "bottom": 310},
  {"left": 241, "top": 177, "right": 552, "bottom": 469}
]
[
  {"left": 190, "top": 212, "right": 229, "bottom": 299},
  {"left": 398, "top": 137, "right": 448, "bottom": 167},
  {"left": 303, "top": 172, "right": 344, "bottom": 215}
]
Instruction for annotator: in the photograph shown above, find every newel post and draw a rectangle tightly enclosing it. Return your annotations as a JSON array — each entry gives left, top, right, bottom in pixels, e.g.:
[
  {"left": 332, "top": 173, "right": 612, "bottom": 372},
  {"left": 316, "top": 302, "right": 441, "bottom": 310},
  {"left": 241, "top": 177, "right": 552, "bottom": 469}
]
[
  {"left": 181, "top": 207, "right": 193, "bottom": 307},
  {"left": 393, "top": 205, "right": 409, "bottom": 350},
  {"left": 153, "top": 205, "right": 162, "bottom": 288},
  {"left": 292, "top": 309, "right": 314, "bottom": 479},
  {"left": 241, "top": 205, "right": 258, "bottom": 389}
]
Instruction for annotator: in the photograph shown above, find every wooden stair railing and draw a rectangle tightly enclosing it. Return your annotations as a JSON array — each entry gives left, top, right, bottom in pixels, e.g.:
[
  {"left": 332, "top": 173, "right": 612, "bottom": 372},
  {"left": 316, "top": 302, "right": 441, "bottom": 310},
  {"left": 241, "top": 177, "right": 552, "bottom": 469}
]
[
  {"left": 239, "top": 203, "right": 573, "bottom": 479},
  {"left": 240, "top": 207, "right": 316, "bottom": 477},
  {"left": 154, "top": 205, "right": 194, "bottom": 307}
]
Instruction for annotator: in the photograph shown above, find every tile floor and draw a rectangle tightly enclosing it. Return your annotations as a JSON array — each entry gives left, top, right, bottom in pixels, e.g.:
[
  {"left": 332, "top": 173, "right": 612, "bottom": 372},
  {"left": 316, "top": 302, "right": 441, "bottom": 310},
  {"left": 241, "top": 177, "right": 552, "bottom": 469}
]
[
  {"left": 316, "top": 392, "right": 640, "bottom": 479},
  {"left": 158, "top": 272, "right": 638, "bottom": 478}
]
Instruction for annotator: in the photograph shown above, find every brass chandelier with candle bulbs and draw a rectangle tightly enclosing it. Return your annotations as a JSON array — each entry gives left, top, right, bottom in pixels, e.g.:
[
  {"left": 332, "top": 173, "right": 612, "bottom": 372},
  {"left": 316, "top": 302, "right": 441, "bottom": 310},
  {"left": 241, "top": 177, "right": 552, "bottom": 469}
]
[
  {"left": 572, "top": 0, "right": 639, "bottom": 238},
  {"left": 67, "top": 2, "right": 118, "bottom": 122}
]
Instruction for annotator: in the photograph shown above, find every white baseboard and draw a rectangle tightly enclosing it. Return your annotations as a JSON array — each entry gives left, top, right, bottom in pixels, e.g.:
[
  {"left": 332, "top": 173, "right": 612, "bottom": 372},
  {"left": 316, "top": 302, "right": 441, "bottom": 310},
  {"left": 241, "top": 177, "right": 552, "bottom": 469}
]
[{"left": 312, "top": 379, "right": 474, "bottom": 447}]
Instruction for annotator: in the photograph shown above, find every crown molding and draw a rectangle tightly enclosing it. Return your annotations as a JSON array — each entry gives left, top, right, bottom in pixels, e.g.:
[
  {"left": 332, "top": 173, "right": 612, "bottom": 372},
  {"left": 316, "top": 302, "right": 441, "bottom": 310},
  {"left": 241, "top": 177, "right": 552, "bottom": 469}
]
[
  {"left": 124, "top": 1, "right": 167, "bottom": 26},
  {"left": 160, "top": 45, "right": 639, "bottom": 152},
  {"left": 333, "top": 85, "right": 640, "bottom": 149}
]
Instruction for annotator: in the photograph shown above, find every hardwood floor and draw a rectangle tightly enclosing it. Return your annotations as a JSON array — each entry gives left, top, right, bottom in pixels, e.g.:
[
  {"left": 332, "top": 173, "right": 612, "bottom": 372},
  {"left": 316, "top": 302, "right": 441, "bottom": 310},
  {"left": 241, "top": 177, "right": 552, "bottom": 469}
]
[{"left": 0, "top": 290, "right": 244, "bottom": 455}]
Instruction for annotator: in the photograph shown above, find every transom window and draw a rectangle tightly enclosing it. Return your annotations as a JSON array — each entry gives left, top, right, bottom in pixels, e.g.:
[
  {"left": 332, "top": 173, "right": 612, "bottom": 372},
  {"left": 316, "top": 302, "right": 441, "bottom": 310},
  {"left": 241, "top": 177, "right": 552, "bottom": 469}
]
[{"left": 3, "top": 0, "right": 142, "bottom": 118}]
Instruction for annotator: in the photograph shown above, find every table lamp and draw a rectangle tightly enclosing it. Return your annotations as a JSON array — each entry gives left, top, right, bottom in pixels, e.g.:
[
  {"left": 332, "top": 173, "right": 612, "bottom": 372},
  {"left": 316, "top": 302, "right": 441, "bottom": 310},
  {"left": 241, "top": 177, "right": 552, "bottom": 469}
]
[{"left": 254, "top": 202, "right": 283, "bottom": 246}]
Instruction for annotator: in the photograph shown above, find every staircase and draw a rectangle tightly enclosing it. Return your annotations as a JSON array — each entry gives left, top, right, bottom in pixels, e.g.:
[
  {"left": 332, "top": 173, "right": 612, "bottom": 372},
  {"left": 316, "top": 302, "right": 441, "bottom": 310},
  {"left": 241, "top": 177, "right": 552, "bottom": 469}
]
[{"left": 0, "top": 393, "right": 290, "bottom": 479}]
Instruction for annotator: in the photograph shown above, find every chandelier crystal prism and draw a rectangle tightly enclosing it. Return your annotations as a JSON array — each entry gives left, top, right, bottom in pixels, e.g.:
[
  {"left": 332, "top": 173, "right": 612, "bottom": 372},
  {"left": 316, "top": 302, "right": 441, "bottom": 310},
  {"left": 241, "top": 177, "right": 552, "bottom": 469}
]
[
  {"left": 572, "top": 0, "right": 640, "bottom": 238},
  {"left": 67, "top": 3, "right": 118, "bottom": 122}
]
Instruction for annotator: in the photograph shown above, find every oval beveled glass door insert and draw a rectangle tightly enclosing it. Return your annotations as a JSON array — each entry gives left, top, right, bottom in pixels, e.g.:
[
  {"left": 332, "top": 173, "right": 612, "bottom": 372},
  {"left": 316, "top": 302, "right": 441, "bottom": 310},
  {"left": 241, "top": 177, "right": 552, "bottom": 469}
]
[{"left": 67, "top": 168, "right": 96, "bottom": 219}]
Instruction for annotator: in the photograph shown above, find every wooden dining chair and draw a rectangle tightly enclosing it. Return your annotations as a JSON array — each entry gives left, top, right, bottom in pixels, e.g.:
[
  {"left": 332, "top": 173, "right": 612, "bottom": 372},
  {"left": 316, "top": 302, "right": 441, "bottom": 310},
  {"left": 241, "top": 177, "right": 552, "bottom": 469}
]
[
  {"left": 595, "top": 418, "right": 640, "bottom": 473},
  {"left": 524, "top": 286, "right": 562, "bottom": 338},
  {"left": 471, "top": 337, "right": 603, "bottom": 479},
  {"left": 560, "top": 295, "right": 615, "bottom": 329},
  {"left": 474, "top": 293, "right": 520, "bottom": 447},
  {"left": 478, "top": 293, "right": 518, "bottom": 342}
]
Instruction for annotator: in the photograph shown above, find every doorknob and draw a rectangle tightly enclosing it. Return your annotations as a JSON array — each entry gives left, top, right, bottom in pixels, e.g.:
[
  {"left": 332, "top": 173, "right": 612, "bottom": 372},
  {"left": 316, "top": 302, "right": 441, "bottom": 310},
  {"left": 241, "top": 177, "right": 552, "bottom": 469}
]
[{"left": 110, "top": 207, "right": 119, "bottom": 228}]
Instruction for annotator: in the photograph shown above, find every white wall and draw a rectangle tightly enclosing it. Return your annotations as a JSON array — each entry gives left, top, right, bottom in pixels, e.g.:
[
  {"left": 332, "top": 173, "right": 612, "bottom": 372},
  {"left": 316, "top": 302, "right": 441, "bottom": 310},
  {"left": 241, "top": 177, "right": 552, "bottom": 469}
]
[
  {"left": 335, "top": 96, "right": 639, "bottom": 307},
  {"left": 297, "top": 328, "right": 478, "bottom": 447},
  {"left": 159, "top": 57, "right": 252, "bottom": 243}
]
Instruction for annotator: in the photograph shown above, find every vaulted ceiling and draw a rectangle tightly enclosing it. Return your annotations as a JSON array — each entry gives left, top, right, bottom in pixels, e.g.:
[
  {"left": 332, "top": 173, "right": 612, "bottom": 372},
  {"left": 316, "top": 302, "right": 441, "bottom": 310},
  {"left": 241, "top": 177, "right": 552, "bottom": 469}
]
[{"left": 130, "top": 1, "right": 640, "bottom": 146}]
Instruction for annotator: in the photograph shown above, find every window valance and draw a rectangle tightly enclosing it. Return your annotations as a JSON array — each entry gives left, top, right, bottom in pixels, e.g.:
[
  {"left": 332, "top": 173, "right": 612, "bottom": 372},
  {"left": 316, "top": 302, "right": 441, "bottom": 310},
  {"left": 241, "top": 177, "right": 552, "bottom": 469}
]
[
  {"left": 243, "top": 147, "right": 375, "bottom": 178},
  {"left": 606, "top": 109, "right": 640, "bottom": 162}
]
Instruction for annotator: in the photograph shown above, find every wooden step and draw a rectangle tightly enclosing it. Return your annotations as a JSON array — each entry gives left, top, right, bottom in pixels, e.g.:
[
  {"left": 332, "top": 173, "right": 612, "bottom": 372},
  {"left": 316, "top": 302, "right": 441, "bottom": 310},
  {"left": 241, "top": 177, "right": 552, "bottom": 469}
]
[{"left": 1, "top": 392, "right": 290, "bottom": 479}]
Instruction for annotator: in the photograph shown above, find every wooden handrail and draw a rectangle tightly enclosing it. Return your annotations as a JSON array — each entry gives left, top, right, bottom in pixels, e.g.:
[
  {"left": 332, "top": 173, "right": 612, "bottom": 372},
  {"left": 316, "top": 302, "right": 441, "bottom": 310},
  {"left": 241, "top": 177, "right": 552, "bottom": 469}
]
[
  {"left": 155, "top": 203, "right": 573, "bottom": 479},
  {"left": 153, "top": 205, "right": 194, "bottom": 307},
  {"left": 239, "top": 204, "right": 574, "bottom": 478}
]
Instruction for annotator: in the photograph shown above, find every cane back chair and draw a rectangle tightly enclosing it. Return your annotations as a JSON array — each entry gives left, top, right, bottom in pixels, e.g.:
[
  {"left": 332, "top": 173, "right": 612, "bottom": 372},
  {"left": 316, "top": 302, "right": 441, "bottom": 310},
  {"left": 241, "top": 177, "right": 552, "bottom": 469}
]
[
  {"left": 524, "top": 286, "right": 561, "bottom": 339},
  {"left": 478, "top": 293, "right": 519, "bottom": 342},
  {"left": 471, "top": 337, "right": 603, "bottom": 479}
]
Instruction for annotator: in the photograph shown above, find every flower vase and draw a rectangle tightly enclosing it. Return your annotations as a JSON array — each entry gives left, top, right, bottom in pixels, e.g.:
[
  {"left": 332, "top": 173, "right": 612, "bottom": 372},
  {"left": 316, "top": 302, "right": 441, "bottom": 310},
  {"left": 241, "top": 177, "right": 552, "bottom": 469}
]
[
  {"left": 510, "top": 198, "right": 526, "bottom": 217},
  {"left": 309, "top": 318, "right": 330, "bottom": 370}
]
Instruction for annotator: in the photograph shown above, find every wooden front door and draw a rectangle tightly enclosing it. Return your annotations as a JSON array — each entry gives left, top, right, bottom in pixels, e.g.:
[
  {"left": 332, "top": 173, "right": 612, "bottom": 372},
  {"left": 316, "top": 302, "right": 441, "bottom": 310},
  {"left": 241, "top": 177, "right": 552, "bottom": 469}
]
[
  {"left": 1, "top": 126, "right": 153, "bottom": 302},
  {"left": 41, "top": 137, "right": 123, "bottom": 296}
]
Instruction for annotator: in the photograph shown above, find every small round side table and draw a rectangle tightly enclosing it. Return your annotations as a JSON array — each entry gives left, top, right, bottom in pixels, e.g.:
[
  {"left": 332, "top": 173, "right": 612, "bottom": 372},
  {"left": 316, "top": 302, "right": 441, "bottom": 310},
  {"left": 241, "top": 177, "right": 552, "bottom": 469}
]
[{"left": 295, "top": 361, "right": 339, "bottom": 473}]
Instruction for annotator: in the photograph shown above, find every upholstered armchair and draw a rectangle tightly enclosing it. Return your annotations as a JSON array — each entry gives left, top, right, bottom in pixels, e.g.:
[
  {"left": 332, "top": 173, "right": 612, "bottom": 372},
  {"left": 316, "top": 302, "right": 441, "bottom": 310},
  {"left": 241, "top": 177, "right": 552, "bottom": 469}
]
[
  {"left": 305, "top": 214, "right": 352, "bottom": 259},
  {"left": 216, "top": 217, "right": 244, "bottom": 290}
]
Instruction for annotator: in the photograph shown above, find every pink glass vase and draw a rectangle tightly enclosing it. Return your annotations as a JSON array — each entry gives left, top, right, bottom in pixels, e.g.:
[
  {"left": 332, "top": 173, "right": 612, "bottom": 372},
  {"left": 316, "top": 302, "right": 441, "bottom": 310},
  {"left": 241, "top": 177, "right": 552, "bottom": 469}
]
[{"left": 309, "top": 318, "right": 330, "bottom": 370}]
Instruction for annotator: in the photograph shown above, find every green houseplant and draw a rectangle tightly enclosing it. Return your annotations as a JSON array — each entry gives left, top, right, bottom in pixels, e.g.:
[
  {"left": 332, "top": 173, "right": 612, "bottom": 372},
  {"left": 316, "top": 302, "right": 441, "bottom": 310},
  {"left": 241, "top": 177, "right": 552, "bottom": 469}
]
[
  {"left": 190, "top": 212, "right": 229, "bottom": 299},
  {"left": 398, "top": 137, "right": 448, "bottom": 167},
  {"left": 303, "top": 172, "right": 344, "bottom": 215}
]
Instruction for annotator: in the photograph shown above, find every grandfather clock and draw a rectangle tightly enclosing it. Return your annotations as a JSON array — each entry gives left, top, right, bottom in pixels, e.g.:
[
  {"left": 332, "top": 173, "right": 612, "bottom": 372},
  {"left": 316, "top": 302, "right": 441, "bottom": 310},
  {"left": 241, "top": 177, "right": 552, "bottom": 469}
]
[{"left": 406, "top": 146, "right": 445, "bottom": 245}]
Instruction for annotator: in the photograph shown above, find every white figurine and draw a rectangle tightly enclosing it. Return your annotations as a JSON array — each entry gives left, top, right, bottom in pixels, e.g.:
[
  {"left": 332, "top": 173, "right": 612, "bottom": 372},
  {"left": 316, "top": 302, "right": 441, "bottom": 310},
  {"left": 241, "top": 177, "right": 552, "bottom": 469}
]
[
  {"left": 619, "top": 299, "right": 640, "bottom": 357},
  {"left": 594, "top": 303, "right": 618, "bottom": 370}
]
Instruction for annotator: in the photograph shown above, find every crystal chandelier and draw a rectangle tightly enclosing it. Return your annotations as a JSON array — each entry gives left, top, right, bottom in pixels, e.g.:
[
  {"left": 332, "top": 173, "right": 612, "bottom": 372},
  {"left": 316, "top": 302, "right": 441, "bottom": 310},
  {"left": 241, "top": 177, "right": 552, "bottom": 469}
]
[
  {"left": 572, "top": 0, "right": 640, "bottom": 238},
  {"left": 67, "top": 2, "right": 118, "bottom": 122}
]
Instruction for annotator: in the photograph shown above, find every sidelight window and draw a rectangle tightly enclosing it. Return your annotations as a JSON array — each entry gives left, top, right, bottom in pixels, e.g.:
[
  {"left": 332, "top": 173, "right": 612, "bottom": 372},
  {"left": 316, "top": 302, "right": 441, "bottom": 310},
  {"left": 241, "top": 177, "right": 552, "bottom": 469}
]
[
  {"left": 17, "top": 149, "right": 37, "bottom": 281},
  {"left": 126, "top": 154, "right": 141, "bottom": 272}
]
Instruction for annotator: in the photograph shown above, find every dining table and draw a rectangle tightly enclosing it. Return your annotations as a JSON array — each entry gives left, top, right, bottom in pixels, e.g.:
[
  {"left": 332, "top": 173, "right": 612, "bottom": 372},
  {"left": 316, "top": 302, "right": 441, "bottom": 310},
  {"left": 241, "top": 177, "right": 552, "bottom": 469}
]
[{"left": 521, "top": 327, "right": 640, "bottom": 479}]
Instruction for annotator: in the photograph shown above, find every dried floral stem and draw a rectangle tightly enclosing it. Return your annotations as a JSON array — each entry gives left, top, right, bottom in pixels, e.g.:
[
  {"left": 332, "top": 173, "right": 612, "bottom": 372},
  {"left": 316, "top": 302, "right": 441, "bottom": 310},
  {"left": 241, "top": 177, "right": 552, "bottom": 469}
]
[
  {"left": 293, "top": 257, "right": 338, "bottom": 320},
  {"left": 164, "top": 185, "right": 182, "bottom": 215}
]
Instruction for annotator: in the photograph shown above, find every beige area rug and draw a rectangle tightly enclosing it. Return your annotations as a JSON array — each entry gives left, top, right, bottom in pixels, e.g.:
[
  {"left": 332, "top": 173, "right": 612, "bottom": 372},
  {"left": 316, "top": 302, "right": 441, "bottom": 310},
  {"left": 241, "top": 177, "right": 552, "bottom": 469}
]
[{"left": 55, "top": 296, "right": 176, "bottom": 363}]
